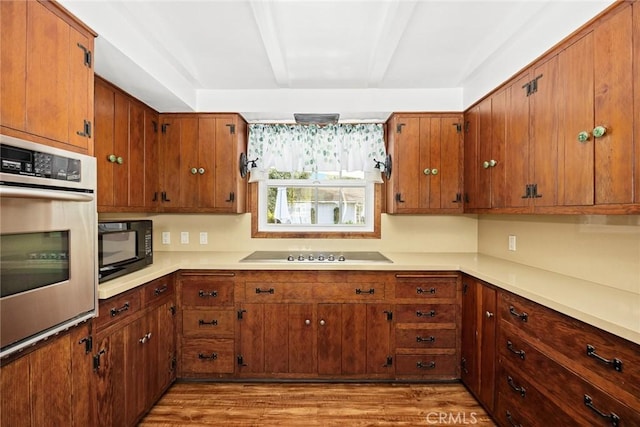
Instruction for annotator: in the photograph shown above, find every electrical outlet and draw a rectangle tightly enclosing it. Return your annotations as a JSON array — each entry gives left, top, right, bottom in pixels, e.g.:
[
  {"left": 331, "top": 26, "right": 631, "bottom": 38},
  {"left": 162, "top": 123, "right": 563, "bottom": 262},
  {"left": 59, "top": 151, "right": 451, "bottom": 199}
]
[
  {"left": 161, "top": 232, "right": 170, "bottom": 245},
  {"left": 508, "top": 235, "right": 517, "bottom": 251},
  {"left": 199, "top": 232, "right": 208, "bottom": 245},
  {"left": 180, "top": 231, "right": 189, "bottom": 244}
]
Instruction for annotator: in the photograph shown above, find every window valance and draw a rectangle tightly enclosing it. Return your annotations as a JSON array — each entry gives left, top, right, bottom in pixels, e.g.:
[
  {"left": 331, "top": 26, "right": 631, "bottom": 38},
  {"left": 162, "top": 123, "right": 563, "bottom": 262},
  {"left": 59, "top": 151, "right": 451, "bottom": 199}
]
[{"left": 247, "top": 123, "right": 386, "bottom": 182}]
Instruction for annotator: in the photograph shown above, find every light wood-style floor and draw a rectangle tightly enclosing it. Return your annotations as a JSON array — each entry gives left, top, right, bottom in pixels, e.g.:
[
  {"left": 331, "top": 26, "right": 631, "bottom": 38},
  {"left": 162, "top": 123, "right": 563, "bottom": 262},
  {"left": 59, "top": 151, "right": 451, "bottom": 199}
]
[{"left": 139, "top": 382, "right": 496, "bottom": 426}]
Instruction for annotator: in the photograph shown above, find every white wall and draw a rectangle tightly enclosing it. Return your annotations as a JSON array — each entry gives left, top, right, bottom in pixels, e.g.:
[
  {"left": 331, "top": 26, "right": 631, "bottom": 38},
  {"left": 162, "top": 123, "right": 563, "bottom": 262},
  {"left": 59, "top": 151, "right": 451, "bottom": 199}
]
[{"left": 477, "top": 215, "right": 640, "bottom": 293}]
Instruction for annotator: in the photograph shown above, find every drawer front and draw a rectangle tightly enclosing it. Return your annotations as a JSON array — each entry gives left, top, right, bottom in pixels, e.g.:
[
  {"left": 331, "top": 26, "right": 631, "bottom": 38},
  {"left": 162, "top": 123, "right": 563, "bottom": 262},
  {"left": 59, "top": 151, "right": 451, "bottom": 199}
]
[
  {"left": 496, "top": 361, "right": 578, "bottom": 427},
  {"left": 395, "top": 328, "right": 456, "bottom": 349},
  {"left": 314, "top": 282, "right": 386, "bottom": 301},
  {"left": 499, "top": 322, "right": 640, "bottom": 426},
  {"left": 181, "top": 338, "right": 235, "bottom": 374},
  {"left": 182, "top": 309, "right": 235, "bottom": 338},
  {"left": 395, "top": 304, "right": 456, "bottom": 324},
  {"left": 244, "top": 282, "right": 386, "bottom": 302},
  {"left": 499, "top": 291, "right": 640, "bottom": 399},
  {"left": 182, "top": 280, "right": 234, "bottom": 307},
  {"left": 394, "top": 275, "right": 457, "bottom": 300},
  {"left": 141, "top": 274, "right": 175, "bottom": 305},
  {"left": 395, "top": 354, "right": 457, "bottom": 377},
  {"left": 96, "top": 290, "right": 141, "bottom": 331}
]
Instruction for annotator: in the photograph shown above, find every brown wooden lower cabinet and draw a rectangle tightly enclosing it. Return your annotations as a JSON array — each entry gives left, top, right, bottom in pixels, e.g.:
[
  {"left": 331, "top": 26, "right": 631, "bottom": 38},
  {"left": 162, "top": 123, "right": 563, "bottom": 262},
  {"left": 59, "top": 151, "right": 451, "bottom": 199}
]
[{"left": 0, "top": 321, "right": 94, "bottom": 427}]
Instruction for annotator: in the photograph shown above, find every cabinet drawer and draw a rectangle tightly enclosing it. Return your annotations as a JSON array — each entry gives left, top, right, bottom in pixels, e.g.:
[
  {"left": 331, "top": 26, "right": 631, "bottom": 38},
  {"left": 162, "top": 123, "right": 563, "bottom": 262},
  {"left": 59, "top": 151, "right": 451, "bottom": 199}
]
[
  {"left": 141, "top": 275, "right": 175, "bottom": 305},
  {"left": 394, "top": 275, "right": 457, "bottom": 299},
  {"left": 395, "top": 354, "right": 457, "bottom": 377},
  {"left": 182, "top": 309, "right": 235, "bottom": 337},
  {"left": 499, "top": 322, "right": 640, "bottom": 425},
  {"left": 244, "top": 282, "right": 386, "bottom": 302},
  {"left": 395, "top": 304, "right": 456, "bottom": 324},
  {"left": 182, "top": 280, "right": 234, "bottom": 307},
  {"left": 96, "top": 290, "right": 141, "bottom": 331},
  {"left": 496, "top": 361, "right": 577, "bottom": 427},
  {"left": 395, "top": 328, "right": 456, "bottom": 349},
  {"left": 181, "top": 338, "right": 235, "bottom": 374},
  {"left": 499, "top": 291, "right": 640, "bottom": 399}
]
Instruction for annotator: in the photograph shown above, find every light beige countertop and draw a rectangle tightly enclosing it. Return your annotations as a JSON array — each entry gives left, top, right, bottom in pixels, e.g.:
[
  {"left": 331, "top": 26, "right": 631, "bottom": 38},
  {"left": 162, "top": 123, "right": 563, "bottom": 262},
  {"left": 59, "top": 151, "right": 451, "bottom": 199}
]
[{"left": 98, "top": 251, "right": 640, "bottom": 345}]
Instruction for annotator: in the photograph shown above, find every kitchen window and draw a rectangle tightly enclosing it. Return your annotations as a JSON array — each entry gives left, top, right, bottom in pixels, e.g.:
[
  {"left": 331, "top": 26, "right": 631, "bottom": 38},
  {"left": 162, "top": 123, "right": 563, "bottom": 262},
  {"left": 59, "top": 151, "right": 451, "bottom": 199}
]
[{"left": 247, "top": 123, "right": 386, "bottom": 237}]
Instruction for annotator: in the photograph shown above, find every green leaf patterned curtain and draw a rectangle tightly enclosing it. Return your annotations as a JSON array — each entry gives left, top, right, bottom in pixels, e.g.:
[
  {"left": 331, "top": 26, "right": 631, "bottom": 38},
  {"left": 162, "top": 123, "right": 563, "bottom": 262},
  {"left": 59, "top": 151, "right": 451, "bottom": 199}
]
[{"left": 247, "top": 123, "right": 386, "bottom": 182}]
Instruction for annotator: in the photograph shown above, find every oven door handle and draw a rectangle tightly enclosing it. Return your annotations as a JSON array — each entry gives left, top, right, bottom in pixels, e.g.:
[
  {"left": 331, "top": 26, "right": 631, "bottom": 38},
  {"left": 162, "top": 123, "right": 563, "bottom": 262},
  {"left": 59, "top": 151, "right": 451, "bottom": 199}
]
[{"left": 0, "top": 187, "right": 94, "bottom": 202}]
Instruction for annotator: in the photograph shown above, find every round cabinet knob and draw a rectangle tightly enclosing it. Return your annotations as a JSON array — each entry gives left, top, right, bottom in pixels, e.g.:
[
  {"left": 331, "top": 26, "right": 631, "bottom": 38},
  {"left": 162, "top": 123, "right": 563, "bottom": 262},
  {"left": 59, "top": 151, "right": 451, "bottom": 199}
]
[
  {"left": 431, "top": 168, "right": 438, "bottom": 175},
  {"left": 107, "top": 154, "right": 117, "bottom": 163},
  {"left": 593, "top": 126, "right": 607, "bottom": 138},
  {"left": 198, "top": 168, "right": 205, "bottom": 175},
  {"left": 577, "top": 131, "right": 590, "bottom": 143},
  {"left": 190, "top": 167, "right": 198, "bottom": 175},
  {"left": 486, "top": 311, "right": 494, "bottom": 318},
  {"left": 482, "top": 161, "right": 490, "bottom": 169},
  {"left": 423, "top": 168, "right": 431, "bottom": 175},
  {"left": 305, "top": 319, "right": 311, "bottom": 326},
  {"left": 116, "top": 156, "right": 124, "bottom": 165},
  {"left": 319, "top": 320, "right": 326, "bottom": 326},
  {"left": 489, "top": 160, "right": 497, "bottom": 168}
]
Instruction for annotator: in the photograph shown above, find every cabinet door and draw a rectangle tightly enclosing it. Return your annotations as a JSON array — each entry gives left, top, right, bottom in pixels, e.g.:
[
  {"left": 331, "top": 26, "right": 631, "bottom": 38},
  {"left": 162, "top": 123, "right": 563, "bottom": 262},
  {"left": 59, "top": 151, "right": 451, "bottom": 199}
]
[
  {"left": 476, "top": 98, "right": 493, "bottom": 209},
  {"left": 426, "top": 116, "right": 463, "bottom": 210},
  {"left": 489, "top": 89, "right": 506, "bottom": 208},
  {"left": 124, "top": 312, "right": 157, "bottom": 425},
  {"left": 94, "top": 329, "right": 126, "bottom": 427},
  {"left": 0, "top": 355, "right": 30, "bottom": 427},
  {"left": 463, "top": 106, "right": 479, "bottom": 210},
  {"left": 128, "top": 101, "right": 146, "bottom": 207},
  {"left": 95, "top": 80, "right": 116, "bottom": 207},
  {"left": 460, "top": 278, "right": 479, "bottom": 392},
  {"left": 593, "top": 5, "right": 634, "bottom": 205},
  {"left": 558, "top": 33, "right": 595, "bottom": 206},
  {"left": 317, "top": 303, "right": 342, "bottom": 375},
  {"left": 144, "top": 108, "right": 160, "bottom": 209},
  {"left": 70, "top": 323, "right": 95, "bottom": 427},
  {"left": 156, "top": 301, "right": 177, "bottom": 394},
  {"left": 237, "top": 303, "right": 265, "bottom": 374},
  {"left": 392, "top": 116, "right": 421, "bottom": 211},
  {"left": 366, "top": 304, "right": 393, "bottom": 375},
  {"left": 67, "top": 26, "right": 93, "bottom": 152},
  {"left": 635, "top": 2, "right": 640, "bottom": 204},
  {"left": 287, "top": 303, "right": 316, "bottom": 374},
  {"left": 113, "top": 92, "right": 130, "bottom": 207},
  {"left": 159, "top": 117, "right": 198, "bottom": 208},
  {"left": 0, "top": 0, "right": 27, "bottom": 131},
  {"left": 263, "top": 303, "right": 289, "bottom": 373},
  {"left": 197, "top": 117, "right": 217, "bottom": 209},
  {"left": 478, "top": 284, "right": 497, "bottom": 412},
  {"left": 214, "top": 116, "right": 241, "bottom": 210}
]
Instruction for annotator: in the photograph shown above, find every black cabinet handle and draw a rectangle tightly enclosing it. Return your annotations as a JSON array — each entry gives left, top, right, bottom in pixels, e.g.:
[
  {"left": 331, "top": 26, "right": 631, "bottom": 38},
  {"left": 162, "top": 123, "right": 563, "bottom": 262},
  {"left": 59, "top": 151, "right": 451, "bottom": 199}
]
[
  {"left": 110, "top": 302, "right": 130, "bottom": 317},
  {"left": 198, "top": 319, "right": 218, "bottom": 326},
  {"left": 198, "top": 290, "right": 218, "bottom": 298},
  {"left": 505, "top": 410, "right": 523, "bottom": 427},
  {"left": 226, "top": 192, "right": 235, "bottom": 202},
  {"left": 416, "top": 310, "right": 436, "bottom": 318},
  {"left": 198, "top": 353, "right": 218, "bottom": 360},
  {"left": 161, "top": 191, "right": 171, "bottom": 202},
  {"left": 93, "top": 348, "right": 106, "bottom": 371},
  {"left": 507, "top": 376, "right": 526, "bottom": 397},
  {"left": 355, "top": 288, "right": 375, "bottom": 295},
  {"left": 506, "top": 340, "right": 526, "bottom": 360},
  {"left": 416, "top": 287, "right": 436, "bottom": 295},
  {"left": 521, "top": 184, "right": 531, "bottom": 199},
  {"left": 152, "top": 192, "right": 158, "bottom": 202},
  {"left": 395, "top": 193, "right": 405, "bottom": 203},
  {"left": 584, "top": 395, "right": 620, "bottom": 427},
  {"left": 416, "top": 361, "right": 436, "bottom": 369},
  {"left": 586, "top": 345, "right": 623, "bottom": 372},
  {"left": 255, "top": 288, "right": 275, "bottom": 294},
  {"left": 509, "top": 306, "right": 528, "bottom": 322},
  {"left": 451, "top": 193, "right": 462, "bottom": 203},
  {"left": 154, "top": 285, "right": 168, "bottom": 295},
  {"left": 416, "top": 336, "right": 435, "bottom": 343}
]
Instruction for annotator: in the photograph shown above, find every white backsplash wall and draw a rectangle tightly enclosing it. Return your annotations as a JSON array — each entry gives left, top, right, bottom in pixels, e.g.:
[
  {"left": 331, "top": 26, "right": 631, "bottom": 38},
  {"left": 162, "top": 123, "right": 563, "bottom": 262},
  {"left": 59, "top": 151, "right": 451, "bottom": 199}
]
[
  {"left": 99, "top": 213, "right": 478, "bottom": 254},
  {"left": 477, "top": 215, "right": 640, "bottom": 293}
]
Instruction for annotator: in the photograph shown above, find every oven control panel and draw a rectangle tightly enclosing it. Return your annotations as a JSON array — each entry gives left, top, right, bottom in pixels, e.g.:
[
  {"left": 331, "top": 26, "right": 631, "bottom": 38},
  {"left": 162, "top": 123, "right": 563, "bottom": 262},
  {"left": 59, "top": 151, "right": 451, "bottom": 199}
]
[{"left": 1, "top": 144, "right": 81, "bottom": 182}]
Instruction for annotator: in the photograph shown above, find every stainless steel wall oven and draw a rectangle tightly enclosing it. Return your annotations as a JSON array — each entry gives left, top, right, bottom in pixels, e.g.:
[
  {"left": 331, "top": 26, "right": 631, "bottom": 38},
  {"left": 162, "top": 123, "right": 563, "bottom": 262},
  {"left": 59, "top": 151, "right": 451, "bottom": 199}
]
[{"left": 0, "top": 134, "right": 97, "bottom": 358}]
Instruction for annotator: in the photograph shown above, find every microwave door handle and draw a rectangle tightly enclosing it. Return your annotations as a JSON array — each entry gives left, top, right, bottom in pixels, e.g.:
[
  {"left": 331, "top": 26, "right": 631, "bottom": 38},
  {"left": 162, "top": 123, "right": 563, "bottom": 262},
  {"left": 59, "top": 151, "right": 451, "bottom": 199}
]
[{"left": 0, "top": 187, "right": 94, "bottom": 202}]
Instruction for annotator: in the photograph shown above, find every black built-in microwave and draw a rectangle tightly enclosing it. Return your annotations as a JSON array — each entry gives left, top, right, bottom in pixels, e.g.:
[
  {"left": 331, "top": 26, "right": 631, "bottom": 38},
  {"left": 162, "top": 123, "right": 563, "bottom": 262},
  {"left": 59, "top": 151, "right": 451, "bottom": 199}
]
[{"left": 98, "top": 220, "right": 153, "bottom": 283}]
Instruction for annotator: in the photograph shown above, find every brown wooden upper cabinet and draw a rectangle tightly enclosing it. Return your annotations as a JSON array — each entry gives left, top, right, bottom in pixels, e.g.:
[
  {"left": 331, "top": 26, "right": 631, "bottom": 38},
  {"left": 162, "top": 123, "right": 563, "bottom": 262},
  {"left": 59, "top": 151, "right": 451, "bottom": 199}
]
[
  {"left": 0, "top": 0, "right": 95, "bottom": 155},
  {"left": 464, "top": 1, "right": 639, "bottom": 214},
  {"left": 158, "top": 114, "right": 247, "bottom": 213},
  {"left": 94, "top": 77, "right": 160, "bottom": 212},
  {"left": 386, "top": 113, "right": 463, "bottom": 214}
]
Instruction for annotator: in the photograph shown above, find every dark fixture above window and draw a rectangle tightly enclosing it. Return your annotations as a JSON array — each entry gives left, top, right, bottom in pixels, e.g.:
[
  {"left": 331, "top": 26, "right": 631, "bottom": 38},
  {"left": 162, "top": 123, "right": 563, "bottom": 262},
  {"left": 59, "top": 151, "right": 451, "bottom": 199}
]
[{"left": 293, "top": 113, "right": 340, "bottom": 124}]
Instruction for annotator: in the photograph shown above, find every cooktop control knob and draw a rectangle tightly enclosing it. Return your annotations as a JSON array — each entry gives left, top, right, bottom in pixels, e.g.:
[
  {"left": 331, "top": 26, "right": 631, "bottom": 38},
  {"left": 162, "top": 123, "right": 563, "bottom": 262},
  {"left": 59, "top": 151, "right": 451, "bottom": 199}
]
[
  {"left": 327, "top": 255, "right": 335, "bottom": 262},
  {"left": 318, "top": 255, "right": 325, "bottom": 261},
  {"left": 298, "top": 255, "right": 305, "bottom": 261},
  {"left": 308, "top": 255, "right": 314, "bottom": 261},
  {"left": 338, "top": 255, "right": 346, "bottom": 262},
  {"left": 287, "top": 255, "right": 294, "bottom": 261}
]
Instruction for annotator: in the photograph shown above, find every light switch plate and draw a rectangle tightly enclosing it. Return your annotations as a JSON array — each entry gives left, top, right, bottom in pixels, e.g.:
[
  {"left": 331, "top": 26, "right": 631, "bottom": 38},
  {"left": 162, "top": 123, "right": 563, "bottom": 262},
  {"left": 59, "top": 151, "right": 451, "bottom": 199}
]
[
  {"left": 199, "top": 232, "right": 208, "bottom": 245},
  {"left": 508, "top": 235, "right": 517, "bottom": 251},
  {"left": 180, "top": 231, "right": 189, "bottom": 244},
  {"left": 161, "top": 231, "right": 170, "bottom": 245}
]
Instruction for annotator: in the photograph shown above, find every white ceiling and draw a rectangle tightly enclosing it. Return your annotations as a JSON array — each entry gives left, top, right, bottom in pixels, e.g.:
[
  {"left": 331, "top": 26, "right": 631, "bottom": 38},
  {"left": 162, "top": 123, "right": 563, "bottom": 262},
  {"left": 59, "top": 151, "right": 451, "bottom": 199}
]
[{"left": 59, "top": 0, "right": 614, "bottom": 122}]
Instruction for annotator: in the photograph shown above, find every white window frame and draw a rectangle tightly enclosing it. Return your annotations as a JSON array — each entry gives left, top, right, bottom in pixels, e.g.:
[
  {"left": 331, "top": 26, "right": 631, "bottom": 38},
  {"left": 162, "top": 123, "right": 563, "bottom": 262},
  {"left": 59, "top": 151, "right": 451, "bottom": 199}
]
[{"left": 257, "top": 178, "right": 375, "bottom": 233}]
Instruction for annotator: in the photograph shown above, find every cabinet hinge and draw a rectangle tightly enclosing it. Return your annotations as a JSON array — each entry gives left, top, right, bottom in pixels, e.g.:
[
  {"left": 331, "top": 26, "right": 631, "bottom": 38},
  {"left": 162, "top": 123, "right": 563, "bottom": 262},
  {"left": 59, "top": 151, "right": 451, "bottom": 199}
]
[
  {"left": 396, "top": 123, "right": 405, "bottom": 134},
  {"left": 522, "top": 81, "right": 532, "bottom": 97},
  {"left": 521, "top": 184, "right": 532, "bottom": 199},
  {"left": 237, "top": 309, "right": 247, "bottom": 320},
  {"left": 530, "top": 74, "right": 543, "bottom": 94},
  {"left": 384, "top": 356, "right": 393, "bottom": 367},
  {"left": 237, "top": 355, "right": 247, "bottom": 367},
  {"left": 76, "top": 120, "right": 92, "bottom": 138},
  {"left": 226, "top": 124, "right": 236, "bottom": 134},
  {"left": 171, "top": 356, "right": 177, "bottom": 371},
  {"left": 462, "top": 283, "right": 468, "bottom": 294},
  {"left": 170, "top": 305, "right": 176, "bottom": 316},
  {"left": 384, "top": 310, "right": 393, "bottom": 321},
  {"left": 78, "top": 336, "right": 93, "bottom": 354},
  {"left": 161, "top": 123, "right": 170, "bottom": 134},
  {"left": 77, "top": 43, "right": 92, "bottom": 68},
  {"left": 464, "top": 121, "right": 470, "bottom": 133},
  {"left": 152, "top": 121, "right": 158, "bottom": 133},
  {"left": 453, "top": 123, "right": 462, "bottom": 133}
]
